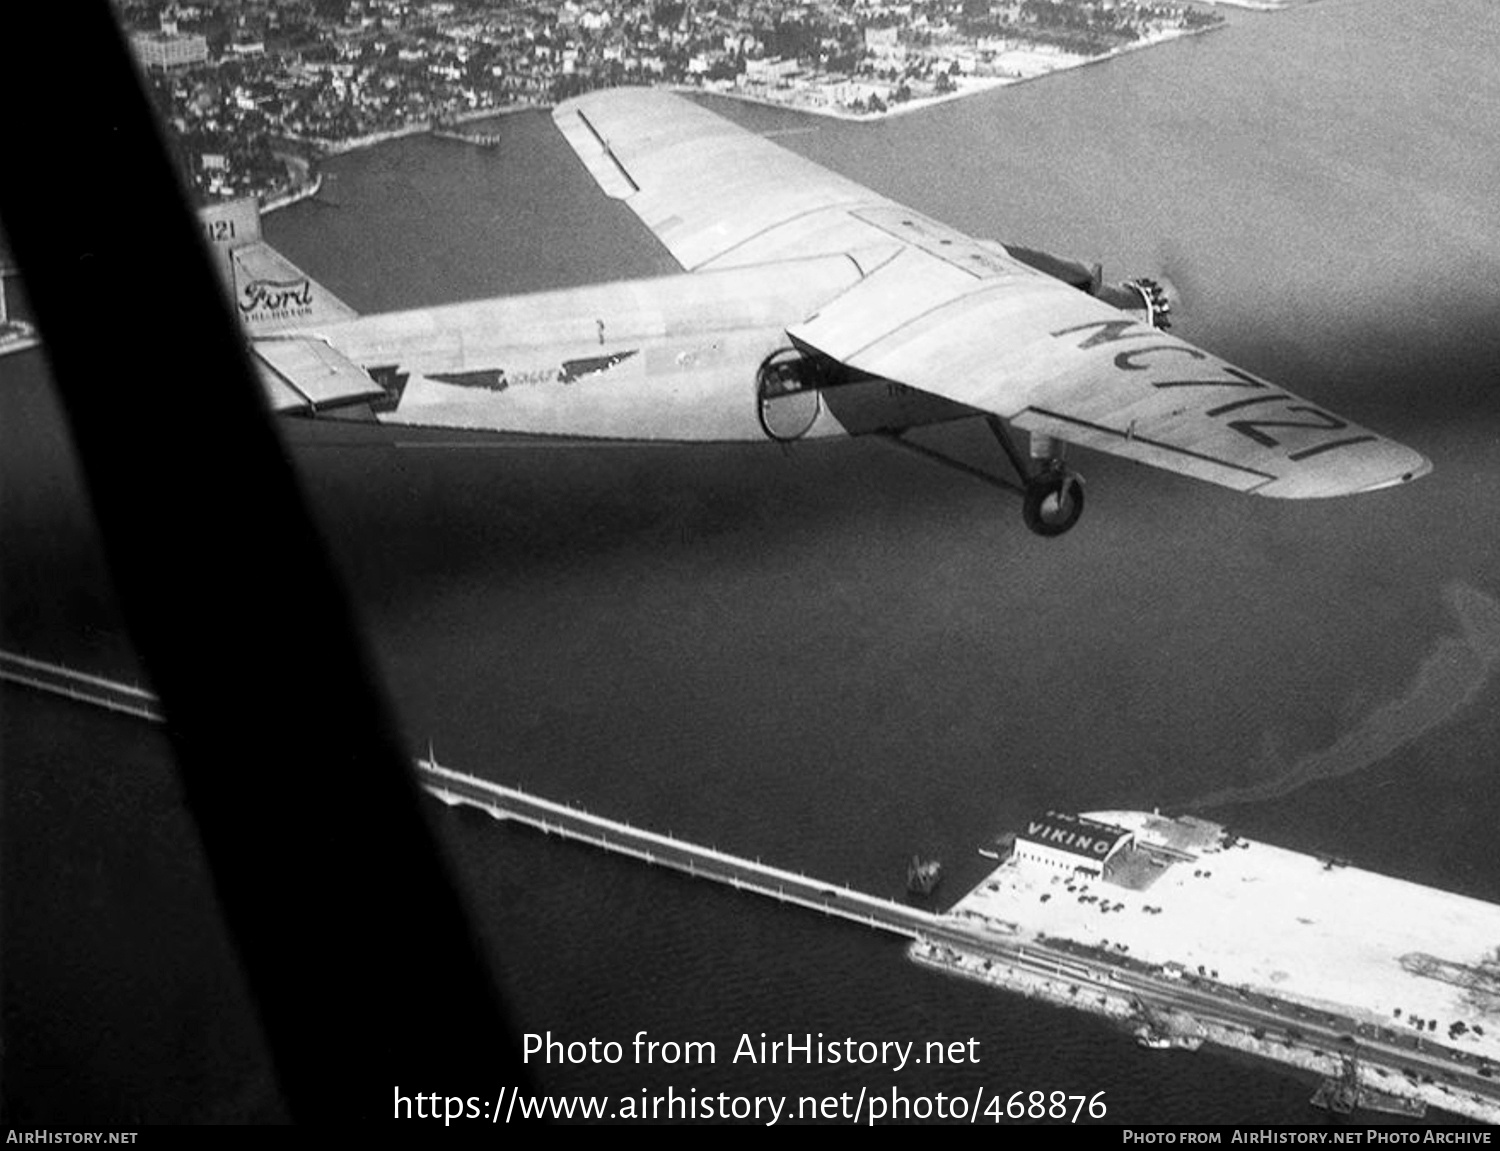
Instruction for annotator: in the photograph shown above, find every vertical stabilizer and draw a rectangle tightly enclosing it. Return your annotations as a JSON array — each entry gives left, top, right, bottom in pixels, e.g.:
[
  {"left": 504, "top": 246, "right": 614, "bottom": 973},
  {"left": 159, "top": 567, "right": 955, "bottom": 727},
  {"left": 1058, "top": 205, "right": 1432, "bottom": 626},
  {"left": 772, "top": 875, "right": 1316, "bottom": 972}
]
[{"left": 199, "top": 198, "right": 358, "bottom": 334}]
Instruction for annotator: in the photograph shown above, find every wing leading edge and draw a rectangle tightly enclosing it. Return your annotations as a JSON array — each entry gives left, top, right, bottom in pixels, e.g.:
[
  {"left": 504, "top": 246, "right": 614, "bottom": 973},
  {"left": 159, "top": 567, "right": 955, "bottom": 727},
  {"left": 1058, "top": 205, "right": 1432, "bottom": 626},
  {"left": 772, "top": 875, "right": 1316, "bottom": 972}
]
[{"left": 554, "top": 88, "right": 1429, "bottom": 500}]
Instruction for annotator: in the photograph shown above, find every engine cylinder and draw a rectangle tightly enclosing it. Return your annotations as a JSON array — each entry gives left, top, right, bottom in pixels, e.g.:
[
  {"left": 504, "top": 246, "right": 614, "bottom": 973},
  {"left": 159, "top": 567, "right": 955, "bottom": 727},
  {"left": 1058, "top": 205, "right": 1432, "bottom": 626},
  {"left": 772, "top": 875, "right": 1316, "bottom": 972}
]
[{"left": 1096, "top": 277, "right": 1177, "bottom": 330}]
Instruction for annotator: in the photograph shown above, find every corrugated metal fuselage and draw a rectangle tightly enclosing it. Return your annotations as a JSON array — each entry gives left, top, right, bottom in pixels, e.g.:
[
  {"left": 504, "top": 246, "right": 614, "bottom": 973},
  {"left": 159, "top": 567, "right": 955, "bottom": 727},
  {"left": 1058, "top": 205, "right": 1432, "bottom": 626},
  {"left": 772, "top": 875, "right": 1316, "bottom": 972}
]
[{"left": 312, "top": 254, "right": 976, "bottom": 442}]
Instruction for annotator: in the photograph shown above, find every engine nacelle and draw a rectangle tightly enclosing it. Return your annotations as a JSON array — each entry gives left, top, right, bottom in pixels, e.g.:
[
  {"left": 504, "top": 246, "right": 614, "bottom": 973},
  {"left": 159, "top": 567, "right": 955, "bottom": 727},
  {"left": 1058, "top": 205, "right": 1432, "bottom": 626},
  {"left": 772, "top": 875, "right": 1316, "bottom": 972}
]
[
  {"left": 1000, "top": 243, "right": 1102, "bottom": 293},
  {"left": 999, "top": 243, "right": 1177, "bottom": 330}
]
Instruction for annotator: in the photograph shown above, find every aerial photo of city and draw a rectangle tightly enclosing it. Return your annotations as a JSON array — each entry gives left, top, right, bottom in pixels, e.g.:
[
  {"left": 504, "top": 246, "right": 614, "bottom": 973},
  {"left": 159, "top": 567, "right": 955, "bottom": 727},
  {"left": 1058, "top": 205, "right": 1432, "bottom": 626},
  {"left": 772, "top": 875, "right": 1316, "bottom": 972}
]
[{"left": 120, "top": 0, "right": 1225, "bottom": 204}]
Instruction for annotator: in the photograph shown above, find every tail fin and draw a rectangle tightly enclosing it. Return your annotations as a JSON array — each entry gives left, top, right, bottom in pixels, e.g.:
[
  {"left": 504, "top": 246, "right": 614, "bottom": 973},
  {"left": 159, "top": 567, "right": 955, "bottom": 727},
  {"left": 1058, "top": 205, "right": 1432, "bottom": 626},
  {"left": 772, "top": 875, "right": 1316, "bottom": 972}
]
[{"left": 199, "top": 198, "right": 357, "bottom": 334}]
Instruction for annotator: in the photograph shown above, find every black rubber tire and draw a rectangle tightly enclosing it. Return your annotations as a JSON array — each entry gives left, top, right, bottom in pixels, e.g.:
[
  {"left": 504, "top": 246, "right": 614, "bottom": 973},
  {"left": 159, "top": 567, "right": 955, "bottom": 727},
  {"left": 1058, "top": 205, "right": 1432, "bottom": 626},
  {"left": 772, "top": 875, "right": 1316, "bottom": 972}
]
[{"left": 1023, "top": 473, "right": 1084, "bottom": 537}]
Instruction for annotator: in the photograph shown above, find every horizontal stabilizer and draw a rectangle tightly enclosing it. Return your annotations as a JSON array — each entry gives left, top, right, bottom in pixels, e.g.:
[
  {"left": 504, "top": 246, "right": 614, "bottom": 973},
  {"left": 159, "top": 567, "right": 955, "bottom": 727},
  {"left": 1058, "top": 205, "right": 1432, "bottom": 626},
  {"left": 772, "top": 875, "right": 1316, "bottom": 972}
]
[{"left": 252, "top": 337, "right": 386, "bottom": 414}]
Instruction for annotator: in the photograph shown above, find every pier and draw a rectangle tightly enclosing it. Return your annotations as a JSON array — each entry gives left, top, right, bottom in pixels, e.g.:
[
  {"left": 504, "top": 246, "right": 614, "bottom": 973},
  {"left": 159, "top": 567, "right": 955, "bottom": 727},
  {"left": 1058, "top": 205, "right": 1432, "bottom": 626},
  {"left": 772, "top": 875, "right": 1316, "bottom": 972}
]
[
  {"left": 0, "top": 650, "right": 161, "bottom": 721},
  {"left": 430, "top": 128, "right": 502, "bottom": 147},
  {"left": 420, "top": 760, "right": 941, "bottom": 937},
  {"left": 0, "top": 649, "right": 943, "bottom": 940}
]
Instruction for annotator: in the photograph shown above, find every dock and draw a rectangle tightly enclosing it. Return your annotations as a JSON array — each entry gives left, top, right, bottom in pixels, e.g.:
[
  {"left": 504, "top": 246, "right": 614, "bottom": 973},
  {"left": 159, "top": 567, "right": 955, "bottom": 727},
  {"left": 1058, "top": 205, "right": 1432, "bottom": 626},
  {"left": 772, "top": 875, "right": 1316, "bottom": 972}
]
[{"left": 430, "top": 128, "right": 502, "bottom": 147}]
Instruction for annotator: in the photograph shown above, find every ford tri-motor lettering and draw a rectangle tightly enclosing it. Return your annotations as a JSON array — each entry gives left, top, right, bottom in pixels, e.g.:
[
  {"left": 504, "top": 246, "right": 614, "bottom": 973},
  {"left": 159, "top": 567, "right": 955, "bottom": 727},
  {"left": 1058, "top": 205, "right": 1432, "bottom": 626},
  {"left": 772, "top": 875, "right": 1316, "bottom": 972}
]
[{"left": 239, "top": 277, "right": 314, "bottom": 316}]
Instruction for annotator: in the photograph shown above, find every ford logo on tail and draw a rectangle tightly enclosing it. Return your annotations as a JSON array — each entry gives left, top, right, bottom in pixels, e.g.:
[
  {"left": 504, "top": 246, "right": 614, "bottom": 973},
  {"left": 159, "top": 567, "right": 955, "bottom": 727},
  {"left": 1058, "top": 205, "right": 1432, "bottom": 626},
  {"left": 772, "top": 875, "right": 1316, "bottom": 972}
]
[{"left": 239, "top": 277, "right": 313, "bottom": 315}]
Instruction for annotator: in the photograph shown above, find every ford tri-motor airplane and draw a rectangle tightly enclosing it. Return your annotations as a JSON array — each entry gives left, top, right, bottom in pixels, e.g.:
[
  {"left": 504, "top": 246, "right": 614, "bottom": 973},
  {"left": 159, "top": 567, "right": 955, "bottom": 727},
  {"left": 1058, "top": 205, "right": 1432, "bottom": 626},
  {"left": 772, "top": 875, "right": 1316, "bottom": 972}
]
[{"left": 199, "top": 88, "right": 1430, "bottom": 536}]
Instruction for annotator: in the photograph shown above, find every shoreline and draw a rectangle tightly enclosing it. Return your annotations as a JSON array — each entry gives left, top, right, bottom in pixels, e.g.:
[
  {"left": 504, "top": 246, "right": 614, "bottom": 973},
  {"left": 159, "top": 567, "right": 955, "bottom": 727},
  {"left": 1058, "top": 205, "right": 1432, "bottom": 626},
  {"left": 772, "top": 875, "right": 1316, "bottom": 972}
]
[
  {"left": 283, "top": 102, "right": 541, "bottom": 158},
  {"left": 912, "top": 941, "right": 1490, "bottom": 1122},
  {"left": 241, "top": 17, "right": 1230, "bottom": 199},
  {"left": 680, "top": 22, "right": 1225, "bottom": 124},
  {"left": 252, "top": 106, "right": 541, "bottom": 212},
  {"left": 260, "top": 168, "right": 323, "bottom": 215}
]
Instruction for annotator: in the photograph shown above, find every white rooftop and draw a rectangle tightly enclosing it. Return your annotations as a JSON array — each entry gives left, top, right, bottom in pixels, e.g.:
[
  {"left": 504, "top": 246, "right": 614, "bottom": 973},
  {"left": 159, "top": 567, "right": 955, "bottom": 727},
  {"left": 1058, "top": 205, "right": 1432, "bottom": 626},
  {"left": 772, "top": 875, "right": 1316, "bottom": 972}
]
[{"left": 950, "top": 810, "right": 1500, "bottom": 1065}]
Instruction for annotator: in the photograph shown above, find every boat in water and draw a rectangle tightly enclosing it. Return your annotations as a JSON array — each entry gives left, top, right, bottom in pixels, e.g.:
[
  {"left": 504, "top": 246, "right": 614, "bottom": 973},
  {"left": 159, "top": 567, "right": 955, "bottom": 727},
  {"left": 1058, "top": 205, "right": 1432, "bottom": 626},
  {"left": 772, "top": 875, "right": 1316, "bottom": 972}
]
[
  {"left": 908, "top": 856, "right": 942, "bottom": 895},
  {"left": 1134, "top": 1027, "right": 1203, "bottom": 1052}
]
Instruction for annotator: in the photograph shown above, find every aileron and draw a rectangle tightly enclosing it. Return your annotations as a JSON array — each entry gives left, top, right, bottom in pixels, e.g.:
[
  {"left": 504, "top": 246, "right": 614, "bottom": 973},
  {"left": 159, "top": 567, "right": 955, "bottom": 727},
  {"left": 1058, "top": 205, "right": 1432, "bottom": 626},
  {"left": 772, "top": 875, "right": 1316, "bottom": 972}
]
[{"left": 553, "top": 107, "right": 639, "bottom": 199}]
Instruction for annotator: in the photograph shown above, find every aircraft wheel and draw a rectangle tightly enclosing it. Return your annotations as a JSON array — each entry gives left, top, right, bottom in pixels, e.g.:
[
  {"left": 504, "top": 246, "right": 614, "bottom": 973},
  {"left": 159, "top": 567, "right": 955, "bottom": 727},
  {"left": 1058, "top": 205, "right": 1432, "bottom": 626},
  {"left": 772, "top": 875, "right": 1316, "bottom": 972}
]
[{"left": 1023, "top": 472, "right": 1084, "bottom": 537}]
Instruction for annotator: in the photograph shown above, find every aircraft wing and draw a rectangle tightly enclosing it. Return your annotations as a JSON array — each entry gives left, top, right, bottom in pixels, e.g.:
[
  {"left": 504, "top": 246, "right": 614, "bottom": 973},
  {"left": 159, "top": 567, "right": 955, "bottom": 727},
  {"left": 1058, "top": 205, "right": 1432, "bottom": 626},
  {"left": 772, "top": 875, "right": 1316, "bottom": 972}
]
[
  {"left": 554, "top": 88, "right": 909, "bottom": 271},
  {"left": 787, "top": 248, "right": 1428, "bottom": 498},
  {"left": 555, "top": 89, "right": 1429, "bottom": 498}
]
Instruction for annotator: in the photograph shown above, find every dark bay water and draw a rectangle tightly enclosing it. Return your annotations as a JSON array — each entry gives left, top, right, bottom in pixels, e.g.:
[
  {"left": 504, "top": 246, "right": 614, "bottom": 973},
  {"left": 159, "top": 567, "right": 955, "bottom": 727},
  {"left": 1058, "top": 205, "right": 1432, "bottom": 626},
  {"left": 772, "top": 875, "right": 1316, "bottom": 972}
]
[{"left": 5, "top": 0, "right": 1500, "bottom": 1124}]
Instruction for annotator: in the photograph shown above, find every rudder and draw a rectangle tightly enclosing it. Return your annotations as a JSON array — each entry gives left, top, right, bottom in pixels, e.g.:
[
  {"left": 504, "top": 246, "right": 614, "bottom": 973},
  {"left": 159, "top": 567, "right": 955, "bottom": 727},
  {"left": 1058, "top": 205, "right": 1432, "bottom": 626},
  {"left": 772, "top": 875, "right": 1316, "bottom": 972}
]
[{"left": 199, "top": 198, "right": 357, "bottom": 334}]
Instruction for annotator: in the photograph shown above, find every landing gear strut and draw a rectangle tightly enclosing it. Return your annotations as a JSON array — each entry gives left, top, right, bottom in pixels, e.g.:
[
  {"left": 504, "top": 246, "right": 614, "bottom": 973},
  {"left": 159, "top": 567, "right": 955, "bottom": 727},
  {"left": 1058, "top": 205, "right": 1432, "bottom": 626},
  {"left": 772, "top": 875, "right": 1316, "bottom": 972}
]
[{"left": 878, "top": 416, "right": 1084, "bottom": 537}]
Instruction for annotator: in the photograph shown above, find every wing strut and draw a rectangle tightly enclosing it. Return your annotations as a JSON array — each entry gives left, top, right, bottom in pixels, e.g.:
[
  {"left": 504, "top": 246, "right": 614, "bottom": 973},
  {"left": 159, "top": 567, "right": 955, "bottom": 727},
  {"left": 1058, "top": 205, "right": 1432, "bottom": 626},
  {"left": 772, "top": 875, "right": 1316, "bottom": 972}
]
[
  {"left": 985, "top": 415, "right": 1032, "bottom": 488},
  {"left": 879, "top": 429, "right": 1025, "bottom": 497}
]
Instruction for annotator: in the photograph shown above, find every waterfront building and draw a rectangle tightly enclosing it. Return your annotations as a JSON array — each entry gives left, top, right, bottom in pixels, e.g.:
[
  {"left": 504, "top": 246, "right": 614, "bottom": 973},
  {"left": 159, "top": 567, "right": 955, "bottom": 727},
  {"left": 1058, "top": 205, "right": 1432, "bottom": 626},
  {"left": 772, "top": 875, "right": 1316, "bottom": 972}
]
[
  {"left": 744, "top": 56, "right": 800, "bottom": 85},
  {"left": 131, "top": 31, "right": 209, "bottom": 71},
  {"left": 1011, "top": 811, "right": 1134, "bottom": 878}
]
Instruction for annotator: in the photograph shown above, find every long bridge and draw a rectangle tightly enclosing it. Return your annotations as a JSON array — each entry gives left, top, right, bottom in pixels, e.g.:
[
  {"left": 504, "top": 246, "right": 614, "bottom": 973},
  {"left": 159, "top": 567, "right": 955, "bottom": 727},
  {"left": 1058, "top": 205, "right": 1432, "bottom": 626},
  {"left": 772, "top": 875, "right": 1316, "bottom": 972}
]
[
  {"left": 0, "top": 650, "right": 162, "bottom": 721},
  {"left": 420, "top": 761, "right": 944, "bottom": 936},
  {"left": 0, "top": 649, "right": 944, "bottom": 940}
]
